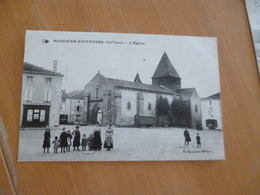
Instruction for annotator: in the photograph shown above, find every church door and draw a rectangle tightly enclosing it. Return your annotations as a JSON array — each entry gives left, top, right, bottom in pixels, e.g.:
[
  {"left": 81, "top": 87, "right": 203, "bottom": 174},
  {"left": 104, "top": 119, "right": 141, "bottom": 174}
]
[{"left": 97, "top": 109, "right": 102, "bottom": 124}]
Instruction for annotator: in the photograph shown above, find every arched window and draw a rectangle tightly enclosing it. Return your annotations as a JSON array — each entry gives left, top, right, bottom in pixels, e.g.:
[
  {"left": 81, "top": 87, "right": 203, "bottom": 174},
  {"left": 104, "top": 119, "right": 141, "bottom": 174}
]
[
  {"left": 195, "top": 105, "right": 198, "bottom": 113},
  {"left": 127, "top": 101, "right": 131, "bottom": 110},
  {"left": 148, "top": 103, "right": 152, "bottom": 110},
  {"left": 209, "top": 100, "right": 212, "bottom": 105},
  {"left": 96, "top": 87, "right": 99, "bottom": 99}
]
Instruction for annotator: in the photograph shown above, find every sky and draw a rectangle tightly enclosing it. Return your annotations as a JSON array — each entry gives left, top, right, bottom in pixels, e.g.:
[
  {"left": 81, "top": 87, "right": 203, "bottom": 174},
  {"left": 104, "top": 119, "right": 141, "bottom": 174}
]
[{"left": 23, "top": 30, "right": 221, "bottom": 98}]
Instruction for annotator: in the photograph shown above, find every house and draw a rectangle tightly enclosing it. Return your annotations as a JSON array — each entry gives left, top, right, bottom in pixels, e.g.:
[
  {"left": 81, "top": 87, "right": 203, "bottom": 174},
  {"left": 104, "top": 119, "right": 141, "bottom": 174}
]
[
  {"left": 59, "top": 90, "right": 71, "bottom": 124},
  {"left": 67, "top": 89, "right": 87, "bottom": 124},
  {"left": 20, "top": 62, "right": 63, "bottom": 127},
  {"left": 200, "top": 93, "right": 222, "bottom": 130}
]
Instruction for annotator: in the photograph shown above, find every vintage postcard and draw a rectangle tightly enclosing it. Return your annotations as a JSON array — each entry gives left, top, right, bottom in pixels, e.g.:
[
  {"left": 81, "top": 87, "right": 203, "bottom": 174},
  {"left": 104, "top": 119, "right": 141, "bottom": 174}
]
[
  {"left": 245, "top": 0, "right": 260, "bottom": 76},
  {"left": 18, "top": 30, "right": 224, "bottom": 161}
]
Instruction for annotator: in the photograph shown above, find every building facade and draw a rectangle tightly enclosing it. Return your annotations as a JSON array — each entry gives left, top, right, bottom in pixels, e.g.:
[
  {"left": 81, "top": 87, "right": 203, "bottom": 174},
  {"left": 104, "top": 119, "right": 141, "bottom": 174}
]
[
  {"left": 69, "top": 52, "right": 202, "bottom": 128},
  {"left": 20, "top": 62, "right": 63, "bottom": 127},
  {"left": 201, "top": 93, "right": 222, "bottom": 130}
]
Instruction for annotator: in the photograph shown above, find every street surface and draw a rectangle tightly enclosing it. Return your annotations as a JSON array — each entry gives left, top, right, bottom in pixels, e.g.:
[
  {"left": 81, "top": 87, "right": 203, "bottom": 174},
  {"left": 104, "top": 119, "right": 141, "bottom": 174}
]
[{"left": 18, "top": 125, "right": 225, "bottom": 162}]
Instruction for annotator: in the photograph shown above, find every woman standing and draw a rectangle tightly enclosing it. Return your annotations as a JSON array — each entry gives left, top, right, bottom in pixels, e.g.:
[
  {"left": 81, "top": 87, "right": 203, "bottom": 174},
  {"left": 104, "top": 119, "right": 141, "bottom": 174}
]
[
  {"left": 42, "top": 128, "right": 51, "bottom": 153},
  {"left": 104, "top": 124, "right": 114, "bottom": 151},
  {"left": 72, "top": 126, "right": 81, "bottom": 151},
  {"left": 92, "top": 122, "right": 102, "bottom": 151},
  {"left": 59, "top": 128, "right": 68, "bottom": 153}
]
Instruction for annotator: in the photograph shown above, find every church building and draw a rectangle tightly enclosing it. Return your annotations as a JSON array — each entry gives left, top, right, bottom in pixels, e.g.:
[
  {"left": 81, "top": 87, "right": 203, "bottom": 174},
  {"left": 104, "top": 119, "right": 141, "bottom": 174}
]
[{"left": 76, "top": 52, "right": 201, "bottom": 128}]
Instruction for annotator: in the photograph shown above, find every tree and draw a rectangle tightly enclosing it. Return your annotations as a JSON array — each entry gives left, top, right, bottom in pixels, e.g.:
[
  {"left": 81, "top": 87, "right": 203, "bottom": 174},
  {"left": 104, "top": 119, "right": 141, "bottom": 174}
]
[
  {"left": 134, "top": 73, "right": 142, "bottom": 83},
  {"left": 170, "top": 99, "right": 189, "bottom": 127},
  {"left": 156, "top": 96, "right": 170, "bottom": 126}
]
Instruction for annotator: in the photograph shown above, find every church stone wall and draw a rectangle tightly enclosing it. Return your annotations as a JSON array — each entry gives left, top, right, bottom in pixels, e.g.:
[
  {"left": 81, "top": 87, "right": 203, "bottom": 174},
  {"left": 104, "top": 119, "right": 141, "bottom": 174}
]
[
  {"left": 189, "top": 90, "right": 202, "bottom": 128},
  {"left": 142, "top": 92, "right": 156, "bottom": 116},
  {"left": 120, "top": 90, "right": 137, "bottom": 126}
]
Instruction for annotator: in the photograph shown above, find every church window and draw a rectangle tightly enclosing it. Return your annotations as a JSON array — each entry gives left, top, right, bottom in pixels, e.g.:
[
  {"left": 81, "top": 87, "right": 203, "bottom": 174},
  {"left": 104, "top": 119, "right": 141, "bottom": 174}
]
[
  {"left": 148, "top": 103, "right": 152, "bottom": 111},
  {"left": 127, "top": 102, "right": 131, "bottom": 110},
  {"left": 195, "top": 105, "right": 198, "bottom": 113},
  {"left": 96, "top": 87, "right": 99, "bottom": 99},
  {"left": 209, "top": 100, "right": 212, "bottom": 105}
]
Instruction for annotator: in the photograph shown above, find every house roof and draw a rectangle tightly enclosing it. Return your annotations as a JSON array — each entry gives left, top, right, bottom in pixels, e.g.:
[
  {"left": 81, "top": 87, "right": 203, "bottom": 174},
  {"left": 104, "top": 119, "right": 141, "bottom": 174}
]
[
  {"left": 68, "top": 89, "right": 88, "bottom": 99},
  {"left": 107, "top": 77, "right": 175, "bottom": 94},
  {"left": 175, "top": 88, "right": 195, "bottom": 101},
  {"left": 201, "top": 92, "right": 220, "bottom": 100},
  {"left": 61, "top": 90, "right": 71, "bottom": 99},
  {"left": 152, "top": 52, "right": 181, "bottom": 79},
  {"left": 23, "top": 62, "right": 64, "bottom": 77}
]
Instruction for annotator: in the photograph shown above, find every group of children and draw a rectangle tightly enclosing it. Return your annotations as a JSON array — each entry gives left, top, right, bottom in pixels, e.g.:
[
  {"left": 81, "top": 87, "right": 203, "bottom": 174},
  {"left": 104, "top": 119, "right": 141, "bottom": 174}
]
[{"left": 51, "top": 132, "right": 94, "bottom": 153}]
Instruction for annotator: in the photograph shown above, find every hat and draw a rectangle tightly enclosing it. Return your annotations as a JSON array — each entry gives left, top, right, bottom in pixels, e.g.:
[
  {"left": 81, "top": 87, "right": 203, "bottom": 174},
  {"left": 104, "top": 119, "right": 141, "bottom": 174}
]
[{"left": 76, "top": 126, "right": 79, "bottom": 128}]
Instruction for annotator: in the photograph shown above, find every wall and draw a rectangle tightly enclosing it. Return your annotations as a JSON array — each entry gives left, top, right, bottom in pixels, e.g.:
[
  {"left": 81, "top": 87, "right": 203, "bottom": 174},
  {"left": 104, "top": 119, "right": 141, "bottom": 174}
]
[
  {"left": 21, "top": 73, "right": 62, "bottom": 127},
  {"left": 120, "top": 90, "right": 137, "bottom": 126},
  {"left": 201, "top": 99, "right": 222, "bottom": 130}
]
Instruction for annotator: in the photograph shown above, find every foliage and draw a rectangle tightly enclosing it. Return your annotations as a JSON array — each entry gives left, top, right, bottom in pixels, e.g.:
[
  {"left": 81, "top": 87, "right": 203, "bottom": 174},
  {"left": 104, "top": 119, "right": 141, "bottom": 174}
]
[
  {"left": 170, "top": 98, "right": 189, "bottom": 126},
  {"left": 156, "top": 96, "right": 170, "bottom": 126},
  {"left": 134, "top": 73, "right": 142, "bottom": 83}
]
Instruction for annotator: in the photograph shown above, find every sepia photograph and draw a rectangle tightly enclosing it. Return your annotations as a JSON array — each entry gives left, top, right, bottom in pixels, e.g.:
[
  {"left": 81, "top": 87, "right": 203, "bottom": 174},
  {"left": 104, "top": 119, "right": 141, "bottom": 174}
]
[{"left": 18, "top": 30, "right": 224, "bottom": 161}]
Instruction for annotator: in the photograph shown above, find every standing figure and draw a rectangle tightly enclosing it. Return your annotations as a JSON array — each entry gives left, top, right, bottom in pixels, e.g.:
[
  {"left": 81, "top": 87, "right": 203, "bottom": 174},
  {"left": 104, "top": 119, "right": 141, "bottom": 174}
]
[
  {"left": 81, "top": 134, "right": 88, "bottom": 151},
  {"left": 104, "top": 124, "right": 114, "bottom": 151},
  {"left": 52, "top": 136, "right": 60, "bottom": 153},
  {"left": 59, "top": 128, "right": 68, "bottom": 153},
  {"left": 42, "top": 128, "right": 51, "bottom": 153},
  {"left": 72, "top": 126, "right": 81, "bottom": 151},
  {"left": 92, "top": 122, "right": 102, "bottom": 151},
  {"left": 196, "top": 133, "right": 201, "bottom": 148},
  {"left": 88, "top": 133, "right": 94, "bottom": 151},
  {"left": 66, "top": 130, "right": 73, "bottom": 152},
  {"left": 184, "top": 128, "right": 191, "bottom": 147}
]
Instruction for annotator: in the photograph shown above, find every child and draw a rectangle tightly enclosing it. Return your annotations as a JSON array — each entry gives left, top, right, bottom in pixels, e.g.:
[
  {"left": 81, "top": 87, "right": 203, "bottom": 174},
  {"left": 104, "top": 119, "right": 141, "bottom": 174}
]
[
  {"left": 52, "top": 136, "right": 60, "bottom": 153},
  {"left": 66, "top": 130, "right": 73, "bottom": 152},
  {"left": 88, "top": 133, "right": 94, "bottom": 151},
  {"left": 81, "top": 134, "right": 88, "bottom": 151},
  {"left": 196, "top": 133, "right": 201, "bottom": 148}
]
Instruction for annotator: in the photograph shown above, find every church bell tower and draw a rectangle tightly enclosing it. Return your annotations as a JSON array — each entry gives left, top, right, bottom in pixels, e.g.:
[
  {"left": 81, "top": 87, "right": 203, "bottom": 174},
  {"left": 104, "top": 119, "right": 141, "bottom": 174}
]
[{"left": 152, "top": 52, "right": 181, "bottom": 91}]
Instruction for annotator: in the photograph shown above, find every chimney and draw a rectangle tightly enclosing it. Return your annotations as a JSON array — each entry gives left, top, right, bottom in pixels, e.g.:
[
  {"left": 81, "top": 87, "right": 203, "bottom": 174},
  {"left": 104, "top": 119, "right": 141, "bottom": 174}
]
[{"left": 53, "top": 60, "right": 58, "bottom": 72}]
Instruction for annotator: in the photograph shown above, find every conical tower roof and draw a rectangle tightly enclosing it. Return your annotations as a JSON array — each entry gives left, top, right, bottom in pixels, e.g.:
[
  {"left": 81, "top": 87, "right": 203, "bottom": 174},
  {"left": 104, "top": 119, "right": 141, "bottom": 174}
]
[{"left": 152, "top": 52, "right": 181, "bottom": 79}]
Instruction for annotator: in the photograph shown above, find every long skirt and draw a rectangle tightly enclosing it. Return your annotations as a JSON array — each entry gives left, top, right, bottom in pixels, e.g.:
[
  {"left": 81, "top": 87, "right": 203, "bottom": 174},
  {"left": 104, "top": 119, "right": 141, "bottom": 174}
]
[
  {"left": 42, "top": 140, "right": 50, "bottom": 148},
  {"left": 104, "top": 136, "right": 113, "bottom": 149},
  {"left": 92, "top": 132, "right": 102, "bottom": 150},
  {"left": 73, "top": 136, "right": 80, "bottom": 147}
]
